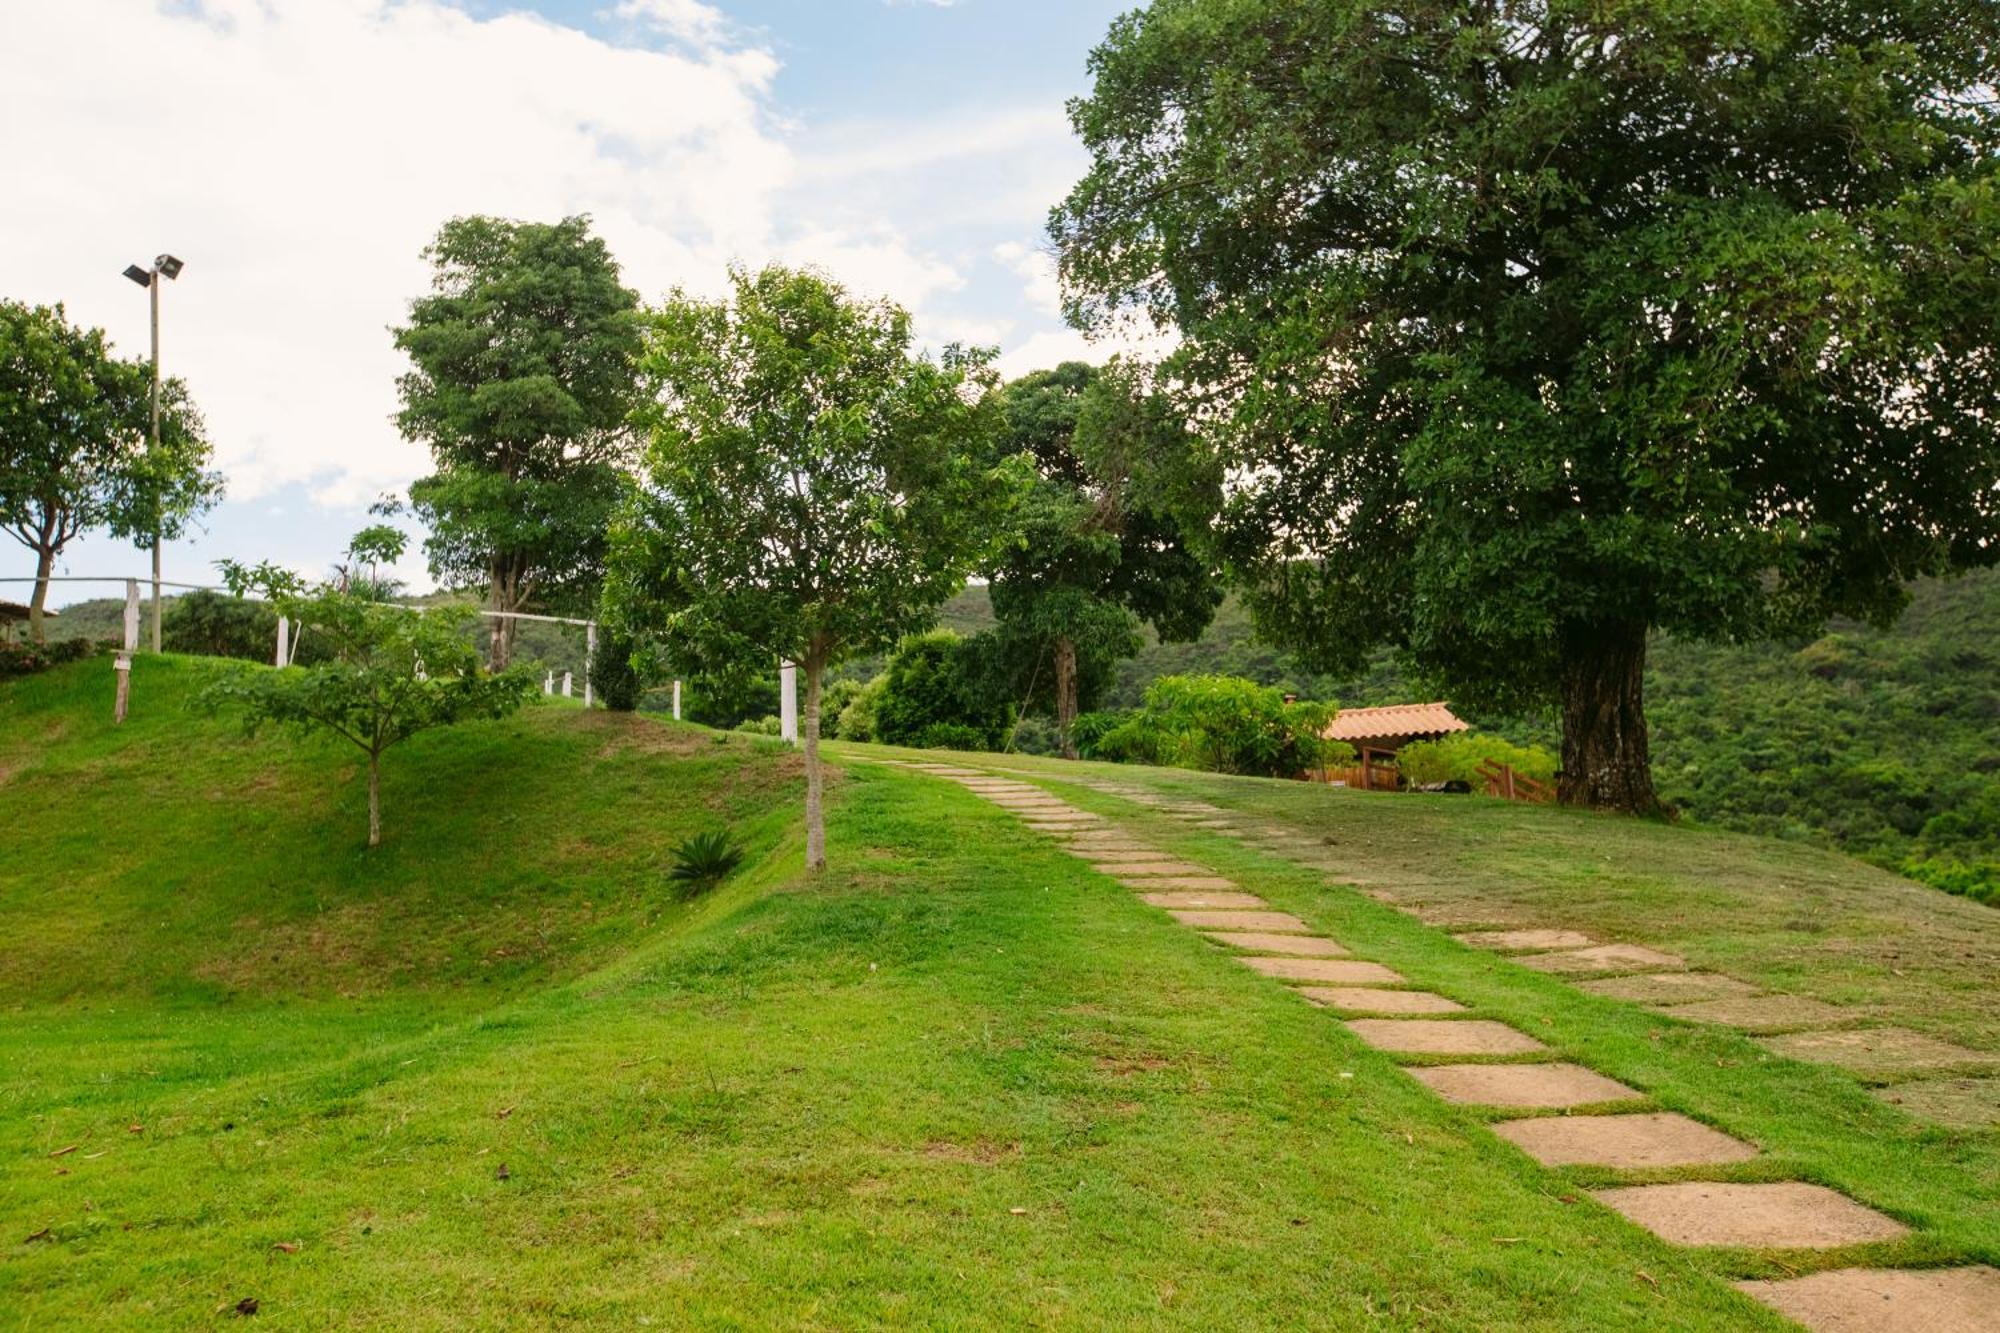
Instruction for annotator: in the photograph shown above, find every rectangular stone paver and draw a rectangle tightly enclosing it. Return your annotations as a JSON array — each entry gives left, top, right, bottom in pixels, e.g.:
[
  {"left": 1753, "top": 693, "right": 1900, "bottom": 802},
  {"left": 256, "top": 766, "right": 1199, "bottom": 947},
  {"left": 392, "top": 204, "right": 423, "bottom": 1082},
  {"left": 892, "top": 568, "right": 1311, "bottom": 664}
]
[
  {"left": 1578, "top": 972, "right": 1760, "bottom": 1004},
  {"left": 1128, "top": 877, "right": 1243, "bottom": 892},
  {"left": 1457, "top": 929, "right": 1598, "bottom": 951},
  {"left": 1410, "top": 1063, "right": 1641, "bottom": 1109},
  {"left": 1518, "top": 944, "right": 1687, "bottom": 975},
  {"left": 1492, "top": 1112, "right": 1759, "bottom": 1169},
  {"left": 1657, "top": 994, "right": 1857, "bottom": 1034},
  {"left": 1092, "top": 861, "right": 1212, "bottom": 877},
  {"left": 1240, "top": 956, "right": 1404, "bottom": 984},
  {"left": 1737, "top": 1265, "right": 2000, "bottom": 1333},
  {"left": 1299, "top": 987, "right": 1466, "bottom": 1015},
  {"left": 1761, "top": 1028, "right": 1994, "bottom": 1078},
  {"left": 1592, "top": 1182, "right": 1908, "bottom": 1249},
  {"left": 1202, "top": 932, "right": 1350, "bottom": 957},
  {"left": 1170, "top": 910, "right": 1315, "bottom": 933},
  {"left": 1139, "top": 891, "right": 1267, "bottom": 910},
  {"left": 1345, "top": 1019, "right": 1546, "bottom": 1056}
]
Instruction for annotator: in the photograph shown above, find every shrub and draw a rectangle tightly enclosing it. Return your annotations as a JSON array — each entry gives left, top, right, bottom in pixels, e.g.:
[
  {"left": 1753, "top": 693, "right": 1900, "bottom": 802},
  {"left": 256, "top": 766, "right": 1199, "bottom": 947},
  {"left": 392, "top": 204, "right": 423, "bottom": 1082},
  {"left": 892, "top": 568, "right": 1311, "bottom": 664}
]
[
  {"left": 1070, "top": 710, "right": 1124, "bottom": 755},
  {"left": 874, "top": 631, "right": 1007, "bottom": 750},
  {"left": 736, "top": 715, "right": 783, "bottom": 736},
  {"left": 1901, "top": 856, "right": 2000, "bottom": 908},
  {"left": 0, "top": 636, "right": 100, "bottom": 676},
  {"left": 834, "top": 677, "right": 883, "bottom": 742},
  {"left": 163, "top": 589, "right": 280, "bottom": 662},
  {"left": 1397, "top": 733, "right": 1558, "bottom": 788},
  {"left": 668, "top": 829, "right": 745, "bottom": 896},
  {"left": 1006, "top": 714, "right": 1061, "bottom": 756},
  {"left": 1086, "top": 675, "right": 1340, "bottom": 776},
  {"left": 587, "top": 628, "right": 649, "bottom": 712}
]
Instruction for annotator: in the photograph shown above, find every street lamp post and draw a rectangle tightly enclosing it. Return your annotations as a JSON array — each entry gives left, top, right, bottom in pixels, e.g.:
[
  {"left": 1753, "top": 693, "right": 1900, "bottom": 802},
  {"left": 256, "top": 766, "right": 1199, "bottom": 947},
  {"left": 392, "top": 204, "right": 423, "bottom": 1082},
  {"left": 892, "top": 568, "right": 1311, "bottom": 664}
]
[{"left": 122, "top": 253, "right": 184, "bottom": 653}]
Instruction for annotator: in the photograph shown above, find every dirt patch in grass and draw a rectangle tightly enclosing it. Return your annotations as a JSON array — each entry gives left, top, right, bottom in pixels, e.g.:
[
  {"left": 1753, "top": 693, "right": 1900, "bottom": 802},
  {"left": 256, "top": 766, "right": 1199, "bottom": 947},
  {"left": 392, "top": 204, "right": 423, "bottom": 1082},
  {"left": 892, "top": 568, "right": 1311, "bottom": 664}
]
[
  {"left": 923, "top": 1139, "right": 1023, "bottom": 1165},
  {"left": 1873, "top": 1076, "right": 2000, "bottom": 1129},
  {"left": 1094, "top": 1053, "right": 1174, "bottom": 1077},
  {"left": 588, "top": 712, "right": 713, "bottom": 758}
]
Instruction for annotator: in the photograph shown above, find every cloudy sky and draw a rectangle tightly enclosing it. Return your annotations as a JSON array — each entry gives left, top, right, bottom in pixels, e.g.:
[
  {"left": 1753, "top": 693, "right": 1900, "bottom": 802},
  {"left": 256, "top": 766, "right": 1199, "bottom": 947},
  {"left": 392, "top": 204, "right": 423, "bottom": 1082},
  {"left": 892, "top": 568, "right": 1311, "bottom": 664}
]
[{"left": 1, "top": 0, "right": 1133, "bottom": 599}]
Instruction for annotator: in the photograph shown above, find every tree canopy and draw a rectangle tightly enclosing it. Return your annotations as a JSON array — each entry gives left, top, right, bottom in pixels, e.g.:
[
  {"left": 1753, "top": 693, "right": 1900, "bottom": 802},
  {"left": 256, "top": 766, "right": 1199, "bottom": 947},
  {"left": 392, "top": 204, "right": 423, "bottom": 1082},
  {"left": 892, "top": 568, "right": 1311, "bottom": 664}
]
[
  {"left": 1053, "top": 0, "right": 2000, "bottom": 811},
  {"left": 985, "top": 361, "right": 1219, "bottom": 756},
  {"left": 0, "top": 300, "right": 219, "bottom": 641},
  {"left": 607, "top": 265, "right": 1019, "bottom": 868},
  {"left": 394, "top": 214, "right": 642, "bottom": 667}
]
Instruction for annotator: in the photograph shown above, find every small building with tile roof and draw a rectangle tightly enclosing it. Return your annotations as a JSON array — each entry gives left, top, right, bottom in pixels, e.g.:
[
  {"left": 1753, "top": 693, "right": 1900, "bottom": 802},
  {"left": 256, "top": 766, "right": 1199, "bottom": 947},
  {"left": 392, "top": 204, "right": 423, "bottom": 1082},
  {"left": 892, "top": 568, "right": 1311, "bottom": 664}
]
[{"left": 1324, "top": 701, "right": 1469, "bottom": 753}]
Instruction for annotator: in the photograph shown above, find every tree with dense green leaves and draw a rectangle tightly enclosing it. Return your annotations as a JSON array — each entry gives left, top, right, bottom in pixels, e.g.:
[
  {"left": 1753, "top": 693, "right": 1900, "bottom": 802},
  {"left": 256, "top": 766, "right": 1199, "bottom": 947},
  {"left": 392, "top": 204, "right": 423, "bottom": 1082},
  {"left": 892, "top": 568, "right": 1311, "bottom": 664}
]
[
  {"left": 873, "top": 630, "right": 1010, "bottom": 750},
  {"left": 606, "top": 265, "right": 1019, "bottom": 869},
  {"left": 1054, "top": 0, "right": 2000, "bottom": 812},
  {"left": 1, "top": 301, "right": 220, "bottom": 641},
  {"left": 394, "top": 215, "right": 642, "bottom": 669},
  {"left": 201, "top": 591, "right": 533, "bottom": 846},
  {"left": 986, "top": 361, "right": 1219, "bottom": 757}
]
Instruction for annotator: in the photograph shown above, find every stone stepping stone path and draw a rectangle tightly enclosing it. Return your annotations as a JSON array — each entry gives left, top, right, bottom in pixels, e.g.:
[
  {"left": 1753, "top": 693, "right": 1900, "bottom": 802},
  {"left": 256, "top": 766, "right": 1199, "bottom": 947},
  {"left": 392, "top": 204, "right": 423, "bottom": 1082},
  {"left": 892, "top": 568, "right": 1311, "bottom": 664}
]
[
  {"left": 1657, "top": 994, "right": 1860, "bottom": 1034},
  {"left": 1346, "top": 1018, "right": 1548, "bottom": 1056},
  {"left": 1202, "top": 931, "right": 1351, "bottom": 957},
  {"left": 1592, "top": 1181, "right": 1909, "bottom": 1249},
  {"left": 1237, "top": 956, "right": 1403, "bottom": 984},
  {"left": 1492, "top": 1112, "right": 1759, "bottom": 1169},
  {"left": 901, "top": 762, "right": 1971, "bottom": 1325},
  {"left": 1578, "top": 972, "right": 1760, "bottom": 1004},
  {"left": 1736, "top": 1265, "right": 2000, "bottom": 1333},
  {"left": 1411, "top": 1063, "right": 1640, "bottom": 1109},
  {"left": 1300, "top": 986, "right": 1466, "bottom": 1015},
  {"left": 1761, "top": 1028, "right": 1994, "bottom": 1079}
]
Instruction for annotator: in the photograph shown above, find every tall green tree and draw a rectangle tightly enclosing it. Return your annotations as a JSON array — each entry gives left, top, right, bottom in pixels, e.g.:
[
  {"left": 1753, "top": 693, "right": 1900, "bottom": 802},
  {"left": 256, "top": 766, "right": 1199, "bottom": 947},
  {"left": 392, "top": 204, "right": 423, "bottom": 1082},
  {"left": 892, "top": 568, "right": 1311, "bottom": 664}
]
[
  {"left": 607, "top": 265, "right": 1018, "bottom": 869},
  {"left": 394, "top": 215, "right": 642, "bottom": 669},
  {"left": 987, "top": 361, "right": 1219, "bottom": 757},
  {"left": 1054, "top": 0, "right": 2000, "bottom": 812},
  {"left": 0, "top": 301, "right": 220, "bottom": 641}
]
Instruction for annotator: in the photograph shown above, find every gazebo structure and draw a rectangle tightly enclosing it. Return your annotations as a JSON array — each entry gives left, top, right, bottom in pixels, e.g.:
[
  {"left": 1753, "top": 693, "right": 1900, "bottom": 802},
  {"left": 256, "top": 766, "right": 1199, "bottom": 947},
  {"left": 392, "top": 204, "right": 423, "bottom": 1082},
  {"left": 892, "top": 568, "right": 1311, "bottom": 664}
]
[
  {"left": 0, "top": 600, "right": 54, "bottom": 643},
  {"left": 1323, "top": 701, "right": 1468, "bottom": 790}
]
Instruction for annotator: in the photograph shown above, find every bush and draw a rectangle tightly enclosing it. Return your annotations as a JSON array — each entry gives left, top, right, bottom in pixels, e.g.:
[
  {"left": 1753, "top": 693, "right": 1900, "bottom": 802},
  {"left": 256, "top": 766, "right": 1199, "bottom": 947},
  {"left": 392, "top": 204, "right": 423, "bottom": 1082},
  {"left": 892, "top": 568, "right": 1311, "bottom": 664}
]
[
  {"left": 1397, "top": 733, "right": 1558, "bottom": 788},
  {"left": 0, "top": 636, "right": 100, "bottom": 676},
  {"left": 874, "top": 631, "right": 1007, "bottom": 750},
  {"left": 835, "top": 677, "right": 884, "bottom": 742},
  {"left": 736, "top": 715, "right": 783, "bottom": 736},
  {"left": 1006, "top": 714, "right": 1061, "bottom": 756},
  {"left": 587, "top": 628, "right": 649, "bottom": 712},
  {"left": 1901, "top": 856, "right": 2000, "bottom": 908},
  {"left": 163, "top": 589, "right": 280, "bottom": 662},
  {"left": 1070, "top": 710, "right": 1124, "bottom": 755},
  {"left": 1084, "top": 675, "right": 1340, "bottom": 776}
]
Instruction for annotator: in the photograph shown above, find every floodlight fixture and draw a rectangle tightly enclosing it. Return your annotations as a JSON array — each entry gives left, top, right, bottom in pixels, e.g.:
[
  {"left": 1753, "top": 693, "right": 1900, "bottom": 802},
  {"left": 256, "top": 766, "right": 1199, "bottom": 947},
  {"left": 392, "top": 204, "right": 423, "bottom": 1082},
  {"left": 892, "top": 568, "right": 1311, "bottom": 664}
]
[
  {"left": 155, "top": 254, "right": 184, "bottom": 279},
  {"left": 123, "top": 264, "right": 152, "bottom": 287}
]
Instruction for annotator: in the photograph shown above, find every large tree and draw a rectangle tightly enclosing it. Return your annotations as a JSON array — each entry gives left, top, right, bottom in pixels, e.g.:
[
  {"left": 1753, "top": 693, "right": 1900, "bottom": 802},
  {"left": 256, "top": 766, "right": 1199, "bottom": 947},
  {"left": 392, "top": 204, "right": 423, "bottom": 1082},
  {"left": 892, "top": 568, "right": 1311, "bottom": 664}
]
[
  {"left": 607, "top": 265, "right": 1017, "bottom": 870},
  {"left": 987, "top": 361, "right": 1220, "bottom": 757},
  {"left": 0, "top": 301, "right": 219, "bottom": 641},
  {"left": 1053, "top": 0, "right": 2000, "bottom": 812},
  {"left": 394, "top": 215, "right": 642, "bottom": 669}
]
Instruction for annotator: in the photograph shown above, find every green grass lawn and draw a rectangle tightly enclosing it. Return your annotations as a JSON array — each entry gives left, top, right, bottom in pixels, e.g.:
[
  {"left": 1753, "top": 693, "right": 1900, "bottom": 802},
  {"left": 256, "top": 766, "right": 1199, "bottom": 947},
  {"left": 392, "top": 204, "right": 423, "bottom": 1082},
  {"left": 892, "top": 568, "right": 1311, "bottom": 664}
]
[{"left": 2, "top": 659, "right": 1993, "bottom": 1327}]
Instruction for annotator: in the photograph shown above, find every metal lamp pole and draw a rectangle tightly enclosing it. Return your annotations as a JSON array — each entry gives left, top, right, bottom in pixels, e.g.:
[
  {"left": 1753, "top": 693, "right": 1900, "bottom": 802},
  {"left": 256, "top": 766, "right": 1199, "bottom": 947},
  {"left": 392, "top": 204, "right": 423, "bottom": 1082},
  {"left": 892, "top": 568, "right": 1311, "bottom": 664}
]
[{"left": 123, "top": 253, "right": 183, "bottom": 653}]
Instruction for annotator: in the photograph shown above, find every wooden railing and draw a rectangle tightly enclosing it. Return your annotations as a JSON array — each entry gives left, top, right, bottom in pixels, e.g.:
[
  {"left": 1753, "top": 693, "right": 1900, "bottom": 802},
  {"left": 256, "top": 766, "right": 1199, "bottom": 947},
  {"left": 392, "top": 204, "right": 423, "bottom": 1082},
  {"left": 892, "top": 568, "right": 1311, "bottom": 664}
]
[{"left": 1476, "top": 760, "right": 1553, "bottom": 804}]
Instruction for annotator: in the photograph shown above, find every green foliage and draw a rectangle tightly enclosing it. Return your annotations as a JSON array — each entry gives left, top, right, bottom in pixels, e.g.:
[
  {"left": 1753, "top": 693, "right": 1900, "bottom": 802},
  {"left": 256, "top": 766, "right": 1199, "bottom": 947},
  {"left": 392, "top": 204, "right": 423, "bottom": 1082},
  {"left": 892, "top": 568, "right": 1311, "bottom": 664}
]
[
  {"left": 1397, "top": 735, "right": 1559, "bottom": 790},
  {"left": 1055, "top": 0, "right": 2000, "bottom": 810},
  {"left": 588, "top": 624, "right": 651, "bottom": 712},
  {"left": 0, "top": 300, "right": 219, "bottom": 640},
  {"left": 833, "top": 676, "right": 883, "bottom": 742},
  {"left": 199, "top": 590, "right": 534, "bottom": 846},
  {"left": 873, "top": 631, "right": 1006, "bottom": 751},
  {"left": 1900, "top": 857, "right": 2000, "bottom": 908},
  {"left": 0, "top": 636, "right": 99, "bottom": 677},
  {"left": 394, "top": 215, "right": 643, "bottom": 662},
  {"left": 162, "top": 589, "right": 279, "bottom": 663},
  {"left": 1090, "top": 675, "right": 1342, "bottom": 777},
  {"left": 667, "top": 828, "right": 746, "bottom": 896},
  {"left": 607, "top": 264, "right": 1021, "bottom": 866}
]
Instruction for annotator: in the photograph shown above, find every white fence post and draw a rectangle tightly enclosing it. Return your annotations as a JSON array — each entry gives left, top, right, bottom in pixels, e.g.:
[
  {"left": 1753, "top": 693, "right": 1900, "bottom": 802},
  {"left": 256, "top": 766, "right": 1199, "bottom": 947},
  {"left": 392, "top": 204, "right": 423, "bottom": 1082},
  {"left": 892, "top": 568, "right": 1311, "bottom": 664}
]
[
  {"left": 123, "top": 580, "right": 140, "bottom": 654},
  {"left": 672, "top": 679, "right": 682, "bottom": 720},
  {"left": 275, "top": 614, "right": 290, "bottom": 668},
  {"left": 544, "top": 670, "right": 554, "bottom": 695},
  {"left": 780, "top": 659, "right": 798, "bottom": 743},
  {"left": 584, "top": 623, "right": 596, "bottom": 709},
  {"left": 562, "top": 671, "right": 573, "bottom": 698}
]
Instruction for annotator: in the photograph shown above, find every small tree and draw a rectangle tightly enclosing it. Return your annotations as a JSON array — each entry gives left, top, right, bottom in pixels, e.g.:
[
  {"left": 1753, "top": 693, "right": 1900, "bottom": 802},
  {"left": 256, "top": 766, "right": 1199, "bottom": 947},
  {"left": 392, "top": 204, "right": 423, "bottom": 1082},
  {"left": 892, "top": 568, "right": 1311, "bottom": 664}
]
[
  {"left": 201, "top": 592, "right": 533, "bottom": 846},
  {"left": 0, "top": 301, "right": 220, "bottom": 641},
  {"left": 608, "top": 265, "right": 1018, "bottom": 869}
]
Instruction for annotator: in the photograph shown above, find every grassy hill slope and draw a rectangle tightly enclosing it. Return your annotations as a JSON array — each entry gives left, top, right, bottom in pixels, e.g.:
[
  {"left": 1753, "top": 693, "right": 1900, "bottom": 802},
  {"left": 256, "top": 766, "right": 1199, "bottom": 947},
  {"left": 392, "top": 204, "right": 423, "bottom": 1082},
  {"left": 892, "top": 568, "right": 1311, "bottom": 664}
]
[{"left": 2, "top": 660, "right": 1996, "bottom": 1326}]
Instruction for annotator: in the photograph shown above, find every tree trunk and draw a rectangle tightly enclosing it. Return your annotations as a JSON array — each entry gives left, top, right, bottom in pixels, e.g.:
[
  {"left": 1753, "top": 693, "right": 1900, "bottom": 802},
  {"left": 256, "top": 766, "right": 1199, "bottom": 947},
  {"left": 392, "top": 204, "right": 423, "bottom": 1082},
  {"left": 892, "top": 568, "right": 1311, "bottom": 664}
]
[
  {"left": 487, "top": 563, "right": 515, "bottom": 671},
  {"left": 1557, "top": 622, "right": 1660, "bottom": 814},
  {"left": 803, "top": 646, "right": 827, "bottom": 872},
  {"left": 367, "top": 751, "right": 382, "bottom": 848},
  {"left": 1054, "top": 635, "right": 1080, "bottom": 760},
  {"left": 27, "top": 544, "right": 53, "bottom": 645}
]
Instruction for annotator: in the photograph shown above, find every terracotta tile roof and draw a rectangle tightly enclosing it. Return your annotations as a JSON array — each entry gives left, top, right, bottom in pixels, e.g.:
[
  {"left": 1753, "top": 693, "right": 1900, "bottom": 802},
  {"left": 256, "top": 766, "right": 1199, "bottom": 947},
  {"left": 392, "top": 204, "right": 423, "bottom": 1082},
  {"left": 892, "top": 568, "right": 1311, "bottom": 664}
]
[{"left": 1325, "top": 701, "right": 1469, "bottom": 743}]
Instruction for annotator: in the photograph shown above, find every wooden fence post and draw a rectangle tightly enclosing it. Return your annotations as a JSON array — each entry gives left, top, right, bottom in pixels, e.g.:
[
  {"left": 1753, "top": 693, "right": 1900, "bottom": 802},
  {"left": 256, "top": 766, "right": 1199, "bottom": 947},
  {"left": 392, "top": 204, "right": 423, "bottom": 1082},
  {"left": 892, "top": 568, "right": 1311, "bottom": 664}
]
[
  {"left": 114, "top": 653, "right": 132, "bottom": 724},
  {"left": 123, "top": 580, "right": 139, "bottom": 653},
  {"left": 275, "top": 614, "right": 289, "bottom": 668},
  {"left": 673, "top": 680, "right": 682, "bottom": 720}
]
